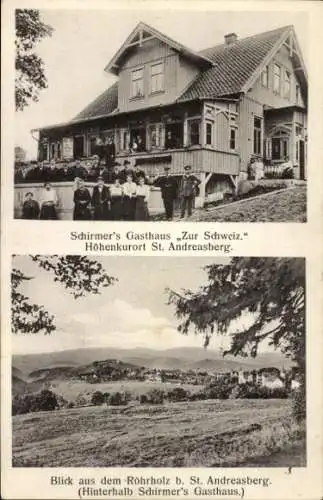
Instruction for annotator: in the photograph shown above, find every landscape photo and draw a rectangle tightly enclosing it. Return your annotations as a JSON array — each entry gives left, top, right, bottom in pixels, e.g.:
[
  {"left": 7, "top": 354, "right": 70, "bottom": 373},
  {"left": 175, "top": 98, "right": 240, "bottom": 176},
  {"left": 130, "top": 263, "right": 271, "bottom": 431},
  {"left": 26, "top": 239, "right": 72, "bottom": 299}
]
[
  {"left": 14, "top": 9, "right": 307, "bottom": 222},
  {"left": 11, "top": 256, "right": 306, "bottom": 467}
]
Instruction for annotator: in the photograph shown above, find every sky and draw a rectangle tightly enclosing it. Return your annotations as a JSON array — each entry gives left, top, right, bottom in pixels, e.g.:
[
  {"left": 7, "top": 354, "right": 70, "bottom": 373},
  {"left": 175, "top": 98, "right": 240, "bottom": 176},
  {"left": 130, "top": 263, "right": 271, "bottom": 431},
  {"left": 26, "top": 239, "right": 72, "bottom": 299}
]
[
  {"left": 11, "top": 255, "right": 265, "bottom": 355},
  {"left": 15, "top": 8, "right": 308, "bottom": 159}
]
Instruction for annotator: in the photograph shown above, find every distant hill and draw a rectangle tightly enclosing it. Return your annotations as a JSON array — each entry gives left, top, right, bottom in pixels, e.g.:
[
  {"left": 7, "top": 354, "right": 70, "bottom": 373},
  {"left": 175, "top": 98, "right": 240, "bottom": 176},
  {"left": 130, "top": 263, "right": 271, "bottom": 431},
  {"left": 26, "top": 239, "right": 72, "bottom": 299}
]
[{"left": 13, "top": 346, "right": 292, "bottom": 378}]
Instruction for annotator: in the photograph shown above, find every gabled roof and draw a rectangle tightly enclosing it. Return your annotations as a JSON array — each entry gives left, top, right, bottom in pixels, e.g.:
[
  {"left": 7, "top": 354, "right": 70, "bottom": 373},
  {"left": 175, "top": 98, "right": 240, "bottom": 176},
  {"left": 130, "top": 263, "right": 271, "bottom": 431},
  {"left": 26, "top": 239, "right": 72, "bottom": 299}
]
[
  {"left": 178, "top": 25, "right": 295, "bottom": 101},
  {"left": 38, "top": 24, "right": 307, "bottom": 130},
  {"left": 105, "top": 21, "right": 214, "bottom": 75},
  {"left": 73, "top": 81, "right": 118, "bottom": 121}
]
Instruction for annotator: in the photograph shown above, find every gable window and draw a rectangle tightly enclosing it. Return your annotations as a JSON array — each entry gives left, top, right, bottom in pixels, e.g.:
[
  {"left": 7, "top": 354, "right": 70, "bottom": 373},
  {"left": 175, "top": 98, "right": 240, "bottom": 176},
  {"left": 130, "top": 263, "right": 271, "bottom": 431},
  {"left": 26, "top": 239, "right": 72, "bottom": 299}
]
[
  {"left": 150, "top": 62, "right": 164, "bottom": 94},
  {"left": 206, "top": 122, "right": 213, "bottom": 146},
  {"left": 131, "top": 68, "right": 144, "bottom": 98},
  {"left": 283, "top": 70, "right": 291, "bottom": 99},
  {"left": 273, "top": 64, "right": 281, "bottom": 94},
  {"left": 253, "top": 117, "right": 262, "bottom": 155},
  {"left": 188, "top": 119, "right": 200, "bottom": 146},
  {"left": 261, "top": 65, "right": 269, "bottom": 87}
]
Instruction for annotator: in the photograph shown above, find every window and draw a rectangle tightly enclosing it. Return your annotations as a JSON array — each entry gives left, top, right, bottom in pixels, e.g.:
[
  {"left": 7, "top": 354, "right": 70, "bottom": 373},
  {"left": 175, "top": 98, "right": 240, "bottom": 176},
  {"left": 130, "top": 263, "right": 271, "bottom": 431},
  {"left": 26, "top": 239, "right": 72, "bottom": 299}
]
[
  {"left": 230, "top": 127, "right": 236, "bottom": 150},
  {"left": 261, "top": 65, "right": 269, "bottom": 87},
  {"left": 283, "top": 70, "right": 291, "bottom": 99},
  {"left": 150, "top": 62, "right": 164, "bottom": 93},
  {"left": 165, "top": 122, "right": 183, "bottom": 149},
  {"left": 188, "top": 119, "right": 200, "bottom": 146},
  {"left": 253, "top": 117, "right": 262, "bottom": 155},
  {"left": 273, "top": 64, "right": 281, "bottom": 94},
  {"left": 117, "top": 129, "right": 129, "bottom": 152},
  {"left": 148, "top": 123, "right": 163, "bottom": 149},
  {"left": 131, "top": 68, "right": 144, "bottom": 98},
  {"left": 89, "top": 136, "right": 98, "bottom": 156},
  {"left": 206, "top": 122, "right": 213, "bottom": 145},
  {"left": 296, "top": 84, "right": 301, "bottom": 105},
  {"left": 130, "top": 128, "right": 146, "bottom": 152}
]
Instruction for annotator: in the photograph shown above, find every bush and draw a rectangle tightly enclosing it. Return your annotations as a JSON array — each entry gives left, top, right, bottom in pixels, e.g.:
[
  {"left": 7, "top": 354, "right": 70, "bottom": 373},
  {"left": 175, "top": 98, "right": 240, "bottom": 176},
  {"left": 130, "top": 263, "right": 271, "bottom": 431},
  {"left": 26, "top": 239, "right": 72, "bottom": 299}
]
[
  {"left": 139, "top": 394, "right": 148, "bottom": 404},
  {"left": 167, "top": 387, "right": 189, "bottom": 402},
  {"left": 205, "top": 381, "right": 235, "bottom": 400},
  {"left": 107, "top": 391, "right": 129, "bottom": 406},
  {"left": 146, "top": 389, "right": 165, "bottom": 405},
  {"left": 91, "top": 391, "right": 105, "bottom": 406},
  {"left": 281, "top": 166, "right": 294, "bottom": 179},
  {"left": 12, "top": 390, "right": 58, "bottom": 415}
]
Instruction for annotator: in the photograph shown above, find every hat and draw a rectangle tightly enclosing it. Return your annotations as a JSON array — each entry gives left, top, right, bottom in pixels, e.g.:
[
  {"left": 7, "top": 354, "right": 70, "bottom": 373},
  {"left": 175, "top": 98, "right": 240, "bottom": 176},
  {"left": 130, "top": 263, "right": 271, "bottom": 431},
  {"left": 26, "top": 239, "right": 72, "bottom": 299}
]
[
  {"left": 124, "top": 160, "right": 131, "bottom": 166},
  {"left": 184, "top": 165, "right": 192, "bottom": 171},
  {"left": 164, "top": 166, "right": 171, "bottom": 171},
  {"left": 97, "top": 176, "right": 104, "bottom": 181},
  {"left": 25, "top": 191, "right": 34, "bottom": 197},
  {"left": 113, "top": 161, "right": 121, "bottom": 167}
]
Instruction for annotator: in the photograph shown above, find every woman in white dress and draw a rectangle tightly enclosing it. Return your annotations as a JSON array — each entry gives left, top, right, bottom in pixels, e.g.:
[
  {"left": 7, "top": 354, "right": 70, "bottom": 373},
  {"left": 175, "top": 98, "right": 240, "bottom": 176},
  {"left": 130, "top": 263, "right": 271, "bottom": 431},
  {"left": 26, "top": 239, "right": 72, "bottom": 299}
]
[
  {"left": 39, "top": 182, "right": 58, "bottom": 219},
  {"left": 135, "top": 175, "right": 150, "bottom": 221},
  {"left": 122, "top": 173, "right": 137, "bottom": 220}
]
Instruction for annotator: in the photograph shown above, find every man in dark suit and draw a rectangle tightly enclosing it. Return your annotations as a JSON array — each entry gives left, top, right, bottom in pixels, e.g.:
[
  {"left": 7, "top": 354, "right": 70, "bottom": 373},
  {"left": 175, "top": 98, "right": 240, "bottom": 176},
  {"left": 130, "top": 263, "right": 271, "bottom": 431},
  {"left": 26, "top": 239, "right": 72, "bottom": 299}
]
[
  {"left": 118, "top": 159, "right": 131, "bottom": 184},
  {"left": 153, "top": 166, "right": 178, "bottom": 220},
  {"left": 71, "top": 159, "right": 87, "bottom": 180},
  {"left": 179, "top": 165, "right": 200, "bottom": 218}
]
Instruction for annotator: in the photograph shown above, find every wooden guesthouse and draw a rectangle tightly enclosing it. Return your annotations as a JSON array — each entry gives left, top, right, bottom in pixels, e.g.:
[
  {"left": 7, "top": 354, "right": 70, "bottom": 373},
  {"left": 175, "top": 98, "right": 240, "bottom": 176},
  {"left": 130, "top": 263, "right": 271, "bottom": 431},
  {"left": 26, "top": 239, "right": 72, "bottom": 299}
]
[{"left": 34, "top": 22, "right": 307, "bottom": 206}]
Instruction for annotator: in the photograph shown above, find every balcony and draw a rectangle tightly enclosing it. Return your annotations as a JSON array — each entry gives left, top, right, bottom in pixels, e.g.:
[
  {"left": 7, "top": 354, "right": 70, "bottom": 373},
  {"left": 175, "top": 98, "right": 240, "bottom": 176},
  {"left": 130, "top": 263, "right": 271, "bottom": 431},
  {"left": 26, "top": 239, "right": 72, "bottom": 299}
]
[{"left": 116, "top": 147, "right": 240, "bottom": 177}]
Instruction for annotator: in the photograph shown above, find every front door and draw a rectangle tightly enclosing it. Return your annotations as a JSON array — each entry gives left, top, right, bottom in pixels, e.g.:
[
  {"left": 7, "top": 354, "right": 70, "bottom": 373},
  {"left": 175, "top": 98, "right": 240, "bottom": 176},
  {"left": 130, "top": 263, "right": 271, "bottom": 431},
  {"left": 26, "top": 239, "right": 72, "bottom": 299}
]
[
  {"left": 74, "top": 136, "right": 84, "bottom": 159},
  {"left": 299, "top": 140, "right": 305, "bottom": 180}
]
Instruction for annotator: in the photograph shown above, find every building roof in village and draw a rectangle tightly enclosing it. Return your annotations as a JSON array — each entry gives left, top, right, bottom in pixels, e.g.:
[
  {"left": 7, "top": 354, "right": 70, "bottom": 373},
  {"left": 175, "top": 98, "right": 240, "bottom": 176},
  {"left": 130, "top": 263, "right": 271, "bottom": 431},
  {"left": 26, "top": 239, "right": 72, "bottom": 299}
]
[{"left": 39, "top": 24, "right": 306, "bottom": 131}]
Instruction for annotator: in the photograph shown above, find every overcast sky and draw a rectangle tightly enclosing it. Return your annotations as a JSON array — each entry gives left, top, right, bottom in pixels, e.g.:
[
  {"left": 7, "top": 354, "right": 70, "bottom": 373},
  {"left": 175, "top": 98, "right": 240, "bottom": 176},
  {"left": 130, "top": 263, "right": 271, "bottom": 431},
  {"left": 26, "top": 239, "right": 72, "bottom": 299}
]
[
  {"left": 12, "top": 255, "right": 269, "bottom": 355},
  {"left": 15, "top": 8, "right": 308, "bottom": 159}
]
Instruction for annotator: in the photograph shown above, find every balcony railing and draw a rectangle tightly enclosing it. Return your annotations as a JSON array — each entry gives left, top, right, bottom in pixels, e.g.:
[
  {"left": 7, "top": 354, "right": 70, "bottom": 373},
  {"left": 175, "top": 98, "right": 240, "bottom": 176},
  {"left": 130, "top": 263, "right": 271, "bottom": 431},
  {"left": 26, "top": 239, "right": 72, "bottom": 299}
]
[{"left": 116, "top": 147, "right": 239, "bottom": 176}]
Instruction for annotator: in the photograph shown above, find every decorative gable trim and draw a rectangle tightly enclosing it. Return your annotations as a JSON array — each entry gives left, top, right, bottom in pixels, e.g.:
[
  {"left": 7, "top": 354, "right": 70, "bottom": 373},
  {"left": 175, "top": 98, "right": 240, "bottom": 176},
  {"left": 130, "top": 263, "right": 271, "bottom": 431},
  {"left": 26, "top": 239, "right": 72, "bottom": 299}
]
[
  {"left": 104, "top": 21, "right": 214, "bottom": 75},
  {"left": 242, "top": 26, "right": 307, "bottom": 102}
]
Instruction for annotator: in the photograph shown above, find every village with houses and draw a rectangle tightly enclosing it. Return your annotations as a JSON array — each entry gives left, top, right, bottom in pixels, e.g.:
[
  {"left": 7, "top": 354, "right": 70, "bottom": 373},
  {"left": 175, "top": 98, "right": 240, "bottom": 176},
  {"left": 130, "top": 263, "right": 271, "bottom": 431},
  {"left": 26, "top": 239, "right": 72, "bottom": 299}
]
[{"left": 77, "top": 358, "right": 300, "bottom": 391}]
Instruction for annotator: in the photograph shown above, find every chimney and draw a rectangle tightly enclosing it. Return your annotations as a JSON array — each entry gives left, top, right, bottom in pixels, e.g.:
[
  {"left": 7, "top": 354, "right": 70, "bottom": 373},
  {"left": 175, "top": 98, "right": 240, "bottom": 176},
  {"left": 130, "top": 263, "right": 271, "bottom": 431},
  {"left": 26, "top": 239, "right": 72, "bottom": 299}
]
[{"left": 224, "top": 33, "right": 238, "bottom": 45}]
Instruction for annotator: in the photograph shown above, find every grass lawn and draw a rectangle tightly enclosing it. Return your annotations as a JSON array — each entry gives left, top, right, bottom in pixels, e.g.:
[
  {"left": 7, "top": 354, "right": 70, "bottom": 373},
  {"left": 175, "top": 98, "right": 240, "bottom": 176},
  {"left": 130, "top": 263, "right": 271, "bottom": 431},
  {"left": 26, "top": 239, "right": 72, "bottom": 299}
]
[
  {"left": 152, "top": 186, "right": 306, "bottom": 222},
  {"left": 12, "top": 399, "right": 305, "bottom": 468}
]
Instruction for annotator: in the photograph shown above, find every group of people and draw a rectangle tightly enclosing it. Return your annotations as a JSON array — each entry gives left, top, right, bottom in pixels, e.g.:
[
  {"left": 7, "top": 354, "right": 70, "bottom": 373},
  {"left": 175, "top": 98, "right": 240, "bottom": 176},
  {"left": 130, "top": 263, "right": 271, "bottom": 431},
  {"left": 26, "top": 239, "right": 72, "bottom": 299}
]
[
  {"left": 21, "top": 164, "right": 201, "bottom": 221},
  {"left": 15, "top": 156, "right": 114, "bottom": 184},
  {"left": 73, "top": 173, "right": 150, "bottom": 221}
]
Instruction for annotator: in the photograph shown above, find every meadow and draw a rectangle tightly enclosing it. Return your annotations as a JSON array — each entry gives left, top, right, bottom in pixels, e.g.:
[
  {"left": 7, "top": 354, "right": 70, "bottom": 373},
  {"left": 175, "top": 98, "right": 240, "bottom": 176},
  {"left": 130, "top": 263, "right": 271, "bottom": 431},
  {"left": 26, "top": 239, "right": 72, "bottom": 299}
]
[
  {"left": 12, "top": 398, "right": 305, "bottom": 468},
  {"left": 50, "top": 379, "right": 203, "bottom": 402}
]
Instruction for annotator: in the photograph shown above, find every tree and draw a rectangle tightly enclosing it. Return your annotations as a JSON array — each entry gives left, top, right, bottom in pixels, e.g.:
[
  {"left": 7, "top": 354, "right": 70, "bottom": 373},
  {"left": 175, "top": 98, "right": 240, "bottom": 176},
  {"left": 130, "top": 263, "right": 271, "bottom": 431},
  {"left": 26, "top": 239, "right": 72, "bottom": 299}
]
[
  {"left": 91, "top": 391, "right": 105, "bottom": 406},
  {"left": 168, "top": 258, "right": 305, "bottom": 420},
  {"left": 37, "top": 389, "right": 58, "bottom": 411},
  {"left": 12, "top": 255, "right": 117, "bottom": 335},
  {"left": 15, "top": 9, "right": 54, "bottom": 111}
]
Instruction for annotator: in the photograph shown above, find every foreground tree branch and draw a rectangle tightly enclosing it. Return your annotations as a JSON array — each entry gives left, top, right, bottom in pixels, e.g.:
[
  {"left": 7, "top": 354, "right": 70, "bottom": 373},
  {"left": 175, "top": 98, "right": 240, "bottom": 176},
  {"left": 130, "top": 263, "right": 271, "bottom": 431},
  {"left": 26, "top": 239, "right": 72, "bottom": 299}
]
[
  {"left": 12, "top": 256, "right": 117, "bottom": 334},
  {"left": 167, "top": 258, "right": 305, "bottom": 420},
  {"left": 15, "top": 9, "right": 53, "bottom": 111}
]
